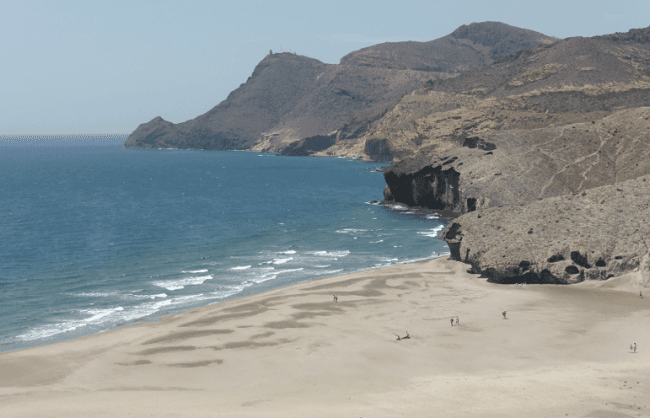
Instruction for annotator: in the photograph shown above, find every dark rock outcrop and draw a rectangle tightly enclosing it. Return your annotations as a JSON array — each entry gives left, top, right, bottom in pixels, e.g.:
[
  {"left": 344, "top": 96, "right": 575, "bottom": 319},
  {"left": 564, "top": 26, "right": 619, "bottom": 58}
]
[
  {"left": 382, "top": 155, "right": 466, "bottom": 212},
  {"left": 279, "top": 133, "right": 337, "bottom": 156},
  {"left": 439, "top": 174, "right": 650, "bottom": 285}
]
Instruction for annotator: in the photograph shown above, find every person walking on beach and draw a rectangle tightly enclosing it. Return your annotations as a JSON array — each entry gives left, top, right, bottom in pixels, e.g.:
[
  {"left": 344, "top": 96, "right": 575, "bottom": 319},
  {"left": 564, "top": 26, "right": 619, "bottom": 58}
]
[
  {"left": 455, "top": 317, "right": 459, "bottom": 326},
  {"left": 641, "top": 291, "right": 643, "bottom": 298},
  {"left": 333, "top": 295, "right": 338, "bottom": 303},
  {"left": 502, "top": 310, "right": 507, "bottom": 319},
  {"left": 450, "top": 317, "right": 454, "bottom": 326},
  {"left": 634, "top": 343, "right": 637, "bottom": 353}
]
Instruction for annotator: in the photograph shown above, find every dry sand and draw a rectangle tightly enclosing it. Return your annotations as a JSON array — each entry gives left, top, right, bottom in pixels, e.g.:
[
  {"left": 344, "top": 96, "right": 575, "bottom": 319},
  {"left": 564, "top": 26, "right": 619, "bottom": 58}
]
[{"left": 1, "top": 257, "right": 649, "bottom": 418}]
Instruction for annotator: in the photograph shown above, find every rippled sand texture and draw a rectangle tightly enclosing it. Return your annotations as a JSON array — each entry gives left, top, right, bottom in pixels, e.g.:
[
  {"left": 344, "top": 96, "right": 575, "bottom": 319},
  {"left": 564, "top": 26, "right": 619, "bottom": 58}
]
[{"left": 1, "top": 258, "right": 649, "bottom": 418}]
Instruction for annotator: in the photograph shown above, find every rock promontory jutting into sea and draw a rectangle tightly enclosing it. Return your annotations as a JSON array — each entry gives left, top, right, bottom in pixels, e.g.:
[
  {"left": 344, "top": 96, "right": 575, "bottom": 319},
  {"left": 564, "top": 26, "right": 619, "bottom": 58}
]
[{"left": 125, "top": 22, "right": 650, "bottom": 287}]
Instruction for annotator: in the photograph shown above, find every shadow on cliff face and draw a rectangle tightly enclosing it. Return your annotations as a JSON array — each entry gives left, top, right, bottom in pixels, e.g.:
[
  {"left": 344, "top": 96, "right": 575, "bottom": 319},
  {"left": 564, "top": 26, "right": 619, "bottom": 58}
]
[{"left": 382, "top": 154, "right": 467, "bottom": 212}]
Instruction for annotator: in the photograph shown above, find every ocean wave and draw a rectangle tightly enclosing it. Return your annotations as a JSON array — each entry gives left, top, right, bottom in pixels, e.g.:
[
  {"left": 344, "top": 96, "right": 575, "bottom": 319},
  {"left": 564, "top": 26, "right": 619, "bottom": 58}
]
[
  {"left": 68, "top": 291, "right": 118, "bottom": 298},
  {"left": 249, "top": 268, "right": 305, "bottom": 284},
  {"left": 123, "top": 293, "right": 168, "bottom": 300},
  {"left": 272, "top": 257, "right": 293, "bottom": 264},
  {"left": 152, "top": 275, "right": 213, "bottom": 291},
  {"left": 308, "top": 250, "right": 350, "bottom": 257},
  {"left": 230, "top": 265, "right": 252, "bottom": 270},
  {"left": 389, "top": 204, "right": 408, "bottom": 210},
  {"left": 417, "top": 225, "right": 445, "bottom": 238},
  {"left": 182, "top": 269, "right": 208, "bottom": 273},
  {"left": 335, "top": 228, "right": 368, "bottom": 234},
  {"left": 278, "top": 250, "right": 296, "bottom": 254},
  {"left": 370, "top": 239, "right": 384, "bottom": 244},
  {"left": 315, "top": 269, "right": 344, "bottom": 276}
]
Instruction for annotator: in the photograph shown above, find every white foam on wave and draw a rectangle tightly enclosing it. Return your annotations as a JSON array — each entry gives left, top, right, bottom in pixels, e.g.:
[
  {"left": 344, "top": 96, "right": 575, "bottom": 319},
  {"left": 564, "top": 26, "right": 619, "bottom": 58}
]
[
  {"left": 417, "top": 225, "right": 445, "bottom": 238},
  {"left": 152, "top": 275, "right": 213, "bottom": 291},
  {"left": 249, "top": 268, "right": 305, "bottom": 284},
  {"left": 16, "top": 288, "right": 239, "bottom": 343},
  {"left": 370, "top": 239, "right": 384, "bottom": 244},
  {"left": 426, "top": 214, "right": 439, "bottom": 219},
  {"left": 182, "top": 269, "right": 208, "bottom": 273},
  {"left": 230, "top": 265, "right": 252, "bottom": 270},
  {"left": 314, "top": 265, "right": 331, "bottom": 268},
  {"left": 16, "top": 305, "right": 132, "bottom": 341},
  {"left": 68, "top": 291, "right": 118, "bottom": 298},
  {"left": 123, "top": 293, "right": 168, "bottom": 300},
  {"left": 273, "top": 257, "right": 293, "bottom": 265},
  {"left": 278, "top": 250, "right": 296, "bottom": 255},
  {"left": 308, "top": 250, "right": 350, "bottom": 257},
  {"left": 336, "top": 228, "right": 368, "bottom": 234}
]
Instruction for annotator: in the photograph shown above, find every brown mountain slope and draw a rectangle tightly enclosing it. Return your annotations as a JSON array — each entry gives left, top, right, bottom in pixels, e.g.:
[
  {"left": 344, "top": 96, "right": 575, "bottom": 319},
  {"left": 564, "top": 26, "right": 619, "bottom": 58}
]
[
  {"left": 340, "top": 21, "right": 557, "bottom": 72},
  {"left": 125, "top": 22, "right": 556, "bottom": 151},
  {"left": 125, "top": 53, "right": 439, "bottom": 150},
  {"left": 338, "top": 26, "right": 650, "bottom": 161}
]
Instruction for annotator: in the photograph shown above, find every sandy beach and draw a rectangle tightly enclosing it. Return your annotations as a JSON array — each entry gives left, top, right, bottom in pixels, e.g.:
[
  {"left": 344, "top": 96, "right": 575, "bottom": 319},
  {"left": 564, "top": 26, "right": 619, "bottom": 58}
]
[{"left": 1, "top": 257, "right": 649, "bottom": 418}]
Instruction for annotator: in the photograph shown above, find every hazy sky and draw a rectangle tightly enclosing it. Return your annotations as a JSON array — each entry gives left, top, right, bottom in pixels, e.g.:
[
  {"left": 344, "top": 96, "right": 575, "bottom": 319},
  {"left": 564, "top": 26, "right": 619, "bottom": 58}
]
[{"left": 2, "top": 0, "right": 649, "bottom": 135}]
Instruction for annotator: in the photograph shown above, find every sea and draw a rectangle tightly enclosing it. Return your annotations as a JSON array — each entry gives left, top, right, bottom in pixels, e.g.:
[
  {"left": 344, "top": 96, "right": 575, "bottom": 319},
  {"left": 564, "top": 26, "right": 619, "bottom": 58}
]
[{"left": 0, "top": 140, "right": 450, "bottom": 353}]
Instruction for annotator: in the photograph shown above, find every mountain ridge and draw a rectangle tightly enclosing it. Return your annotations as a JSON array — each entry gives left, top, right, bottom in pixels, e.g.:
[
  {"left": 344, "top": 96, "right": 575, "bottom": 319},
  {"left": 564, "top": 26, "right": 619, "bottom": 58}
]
[{"left": 125, "top": 22, "right": 556, "bottom": 152}]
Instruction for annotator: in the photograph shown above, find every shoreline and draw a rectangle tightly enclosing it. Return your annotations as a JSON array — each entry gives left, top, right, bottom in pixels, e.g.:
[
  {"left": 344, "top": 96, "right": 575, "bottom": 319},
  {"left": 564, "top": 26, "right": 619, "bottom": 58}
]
[
  {"left": 0, "top": 253, "right": 450, "bottom": 355},
  {"left": 2, "top": 257, "right": 649, "bottom": 417}
]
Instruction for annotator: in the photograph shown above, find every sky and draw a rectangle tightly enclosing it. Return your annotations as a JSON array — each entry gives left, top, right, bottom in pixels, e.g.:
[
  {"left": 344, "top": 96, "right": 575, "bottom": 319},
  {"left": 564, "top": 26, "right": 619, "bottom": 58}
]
[{"left": 2, "top": 0, "right": 649, "bottom": 135}]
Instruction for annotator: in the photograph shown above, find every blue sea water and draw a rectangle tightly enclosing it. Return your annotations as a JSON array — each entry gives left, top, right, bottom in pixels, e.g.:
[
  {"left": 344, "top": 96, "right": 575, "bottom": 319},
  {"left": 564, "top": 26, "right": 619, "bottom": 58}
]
[{"left": 0, "top": 144, "right": 449, "bottom": 353}]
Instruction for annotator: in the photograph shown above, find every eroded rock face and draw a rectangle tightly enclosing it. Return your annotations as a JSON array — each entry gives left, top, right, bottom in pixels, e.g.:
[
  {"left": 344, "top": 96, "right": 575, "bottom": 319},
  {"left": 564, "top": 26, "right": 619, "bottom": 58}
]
[
  {"left": 279, "top": 134, "right": 337, "bottom": 156},
  {"left": 439, "top": 175, "right": 650, "bottom": 285},
  {"left": 382, "top": 155, "right": 466, "bottom": 212},
  {"left": 382, "top": 107, "right": 650, "bottom": 214}
]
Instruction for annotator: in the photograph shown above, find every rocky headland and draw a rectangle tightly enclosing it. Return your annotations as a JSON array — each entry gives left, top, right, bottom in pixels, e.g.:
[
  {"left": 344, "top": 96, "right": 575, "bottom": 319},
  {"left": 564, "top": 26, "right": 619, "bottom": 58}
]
[
  {"left": 375, "top": 25, "right": 650, "bottom": 285},
  {"left": 124, "top": 22, "right": 555, "bottom": 155}
]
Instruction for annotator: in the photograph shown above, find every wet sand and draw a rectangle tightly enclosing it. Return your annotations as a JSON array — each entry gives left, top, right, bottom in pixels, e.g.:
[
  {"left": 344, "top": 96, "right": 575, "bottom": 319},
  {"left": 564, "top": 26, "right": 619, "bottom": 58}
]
[{"left": 1, "top": 257, "right": 649, "bottom": 418}]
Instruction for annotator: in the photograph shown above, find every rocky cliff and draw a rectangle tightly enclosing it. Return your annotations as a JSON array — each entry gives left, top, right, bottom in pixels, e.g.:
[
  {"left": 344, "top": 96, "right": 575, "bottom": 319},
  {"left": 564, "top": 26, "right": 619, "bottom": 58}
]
[
  {"left": 383, "top": 107, "right": 650, "bottom": 213},
  {"left": 439, "top": 174, "right": 650, "bottom": 286},
  {"left": 376, "top": 25, "right": 650, "bottom": 285}
]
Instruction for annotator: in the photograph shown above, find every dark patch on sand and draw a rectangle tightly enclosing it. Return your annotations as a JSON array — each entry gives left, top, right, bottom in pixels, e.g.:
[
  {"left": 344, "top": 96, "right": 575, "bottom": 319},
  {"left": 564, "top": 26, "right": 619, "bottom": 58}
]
[
  {"left": 223, "top": 341, "right": 278, "bottom": 349},
  {"left": 142, "top": 329, "right": 233, "bottom": 345},
  {"left": 251, "top": 331, "right": 275, "bottom": 339},
  {"left": 167, "top": 359, "right": 223, "bottom": 368},
  {"left": 304, "top": 276, "right": 375, "bottom": 290},
  {"left": 292, "top": 311, "right": 334, "bottom": 320},
  {"left": 291, "top": 302, "right": 345, "bottom": 311},
  {"left": 180, "top": 312, "right": 266, "bottom": 327},
  {"left": 241, "top": 399, "right": 271, "bottom": 407},
  {"left": 138, "top": 346, "right": 197, "bottom": 356},
  {"left": 584, "top": 410, "right": 635, "bottom": 418},
  {"left": 117, "top": 360, "right": 152, "bottom": 366},
  {"left": 264, "top": 320, "right": 312, "bottom": 329}
]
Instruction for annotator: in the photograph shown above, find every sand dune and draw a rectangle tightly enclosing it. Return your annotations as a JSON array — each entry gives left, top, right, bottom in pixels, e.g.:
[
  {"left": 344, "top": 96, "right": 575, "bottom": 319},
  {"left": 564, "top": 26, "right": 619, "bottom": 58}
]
[{"left": 1, "top": 257, "right": 649, "bottom": 417}]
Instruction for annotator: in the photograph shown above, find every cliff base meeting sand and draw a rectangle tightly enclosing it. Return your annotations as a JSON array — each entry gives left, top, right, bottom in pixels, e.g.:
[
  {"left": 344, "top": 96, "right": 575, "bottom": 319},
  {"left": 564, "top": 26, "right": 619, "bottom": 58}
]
[{"left": 1, "top": 257, "right": 649, "bottom": 418}]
